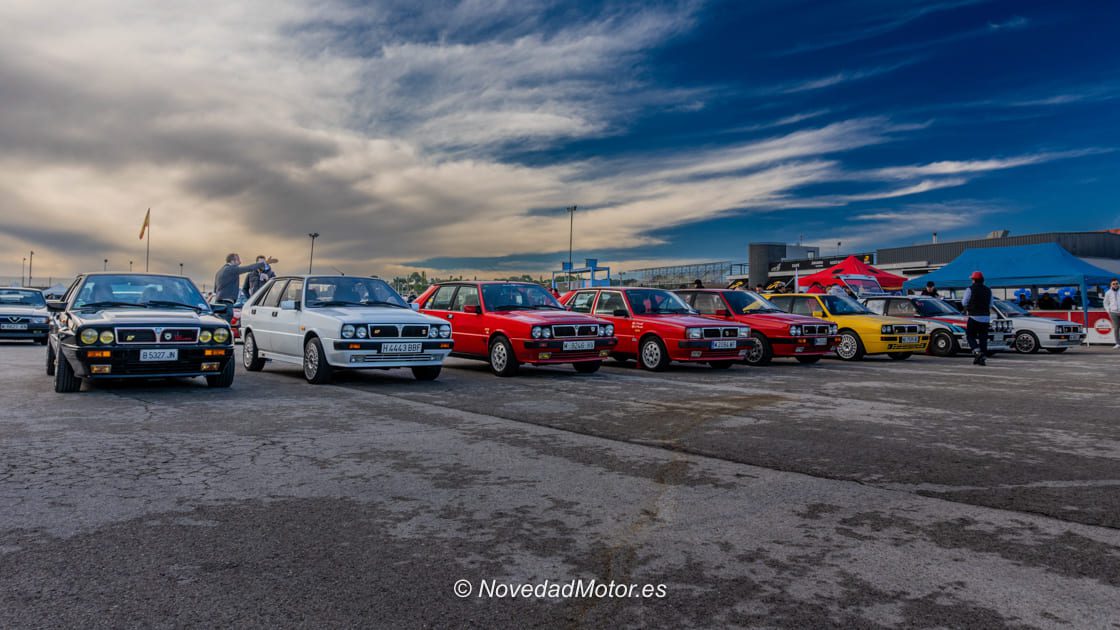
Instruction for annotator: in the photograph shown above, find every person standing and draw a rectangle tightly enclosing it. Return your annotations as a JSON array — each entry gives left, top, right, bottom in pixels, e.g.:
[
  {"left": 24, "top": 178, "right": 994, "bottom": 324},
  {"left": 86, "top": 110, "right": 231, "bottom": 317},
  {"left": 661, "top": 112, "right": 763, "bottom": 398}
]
[
  {"left": 1104, "top": 278, "right": 1120, "bottom": 349},
  {"left": 961, "top": 271, "right": 993, "bottom": 365},
  {"left": 920, "top": 281, "right": 940, "bottom": 298},
  {"left": 241, "top": 255, "right": 276, "bottom": 300},
  {"left": 214, "top": 253, "right": 278, "bottom": 313}
]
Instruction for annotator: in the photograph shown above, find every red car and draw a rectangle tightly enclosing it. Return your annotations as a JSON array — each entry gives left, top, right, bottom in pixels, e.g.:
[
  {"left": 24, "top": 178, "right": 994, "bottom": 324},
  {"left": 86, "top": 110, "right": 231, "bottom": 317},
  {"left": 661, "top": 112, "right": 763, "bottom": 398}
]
[
  {"left": 559, "top": 287, "right": 754, "bottom": 370},
  {"left": 674, "top": 289, "right": 839, "bottom": 365},
  {"left": 416, "top": 281, "right": 618, "bottom": 376}
]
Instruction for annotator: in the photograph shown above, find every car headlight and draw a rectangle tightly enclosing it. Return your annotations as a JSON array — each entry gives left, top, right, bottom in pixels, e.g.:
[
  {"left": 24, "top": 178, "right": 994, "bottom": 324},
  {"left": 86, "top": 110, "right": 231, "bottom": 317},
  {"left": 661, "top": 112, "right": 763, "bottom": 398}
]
[
  {"left": 686, "top": 328, "right": 702, "bottom": 339},
  {"left": 531, "top": 326, "right": 542, "bottom": 339},
  {"left": 80, "top": 329, "right": 99, "bottom": 345},
  {"left": 213, "top": 328, "right": 230, "bottom": 344},
  {"left": 917, "top": 324, "right": 926, "bottom": 334},
  {"left": 738, "top": 327, "right": 750, "bottom": 337},
  {"left": 199, "top": 330, "right": 213, "bottom": 343},
  {"left": 881, "top": 325, "right": 894, "bottom": 334},
  {"left": 356, "top": 326, "right": 368, "bottom": 339},
  {"left": 428, "top": 326, "right": 439, "bottom": 338},
  {"left": 604, "top": 324, "right": 614, "bottom": 337},
  {"left": 341, "top": 324, "right": 355, "bottom": 338},
  {"left": 33, "top": 316, "right": 47, "bottom": 324},
  {"left": 789, "top": 325, "right": 802, "bottom": 336},
  {"left": 99, "top": 330, "right": 115, "bottom": 344},
  {"left": 829, "top": 325, "right": 838, "bottom": 335},
  {"left": 542, "top": 327, "right": 552, "bottom": 338},
  {"left": 439, "top": 325, "right": 451, "bottom": 338}
]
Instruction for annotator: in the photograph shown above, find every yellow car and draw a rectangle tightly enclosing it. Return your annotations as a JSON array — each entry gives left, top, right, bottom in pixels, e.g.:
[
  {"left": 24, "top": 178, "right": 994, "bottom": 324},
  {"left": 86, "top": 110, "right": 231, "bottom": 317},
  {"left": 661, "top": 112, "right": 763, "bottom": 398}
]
[{"left": 764, "top": 293, "right": 930, "bottom": 360}]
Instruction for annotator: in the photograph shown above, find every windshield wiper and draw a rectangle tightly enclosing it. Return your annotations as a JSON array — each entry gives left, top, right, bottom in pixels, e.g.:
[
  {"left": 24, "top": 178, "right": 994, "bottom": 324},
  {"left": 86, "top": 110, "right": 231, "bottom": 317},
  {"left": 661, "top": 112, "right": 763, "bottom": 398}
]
[
  {"left": 528, "top": 304, "right": 565, "bottom": 310},
  {"left": 489, "top": 304, "right": 531, "bottom": 311},
  {"left": 360, "top": 300, "right": 407, "bottom": 309},
  {"left": 309, "top": 300, "right": 364, "bottom": 307},
  {"left": 144, "top": 300, "right": 204, "bottom": 312},
  {"left": 76, "top": 301, "right": 137, "bottom": 310}
]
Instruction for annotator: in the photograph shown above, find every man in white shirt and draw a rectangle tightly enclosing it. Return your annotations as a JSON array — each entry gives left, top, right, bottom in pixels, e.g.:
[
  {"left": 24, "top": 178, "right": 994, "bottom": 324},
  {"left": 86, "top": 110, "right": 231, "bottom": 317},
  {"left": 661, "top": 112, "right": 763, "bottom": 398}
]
[{"left": 1104, "top": 278, "right": 1120, "bottom": 349}]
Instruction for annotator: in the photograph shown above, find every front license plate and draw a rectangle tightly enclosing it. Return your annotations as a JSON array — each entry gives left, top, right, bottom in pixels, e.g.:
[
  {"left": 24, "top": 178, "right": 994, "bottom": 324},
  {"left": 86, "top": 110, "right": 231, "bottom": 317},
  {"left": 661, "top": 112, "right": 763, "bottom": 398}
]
[
  {"left": 711, "top": 340, "right": 736, "bottom": 349},
  {"left": 140, "top": 349, "right": 178, "bottom": 362},
  {"left": 381, "top": 342, "right": 422, "bottom": 354},
  {"left": 901, "top": 336, "right": 920, "bottom": 343},
  {"left": 813, "top": 337, "right": 828, "bottom": 346},
  {"left": 563, "top": 340, "right": 595, "bottom": 351},
  {"left": 0, "top": 323, "right": 27, "bottom": 330}
]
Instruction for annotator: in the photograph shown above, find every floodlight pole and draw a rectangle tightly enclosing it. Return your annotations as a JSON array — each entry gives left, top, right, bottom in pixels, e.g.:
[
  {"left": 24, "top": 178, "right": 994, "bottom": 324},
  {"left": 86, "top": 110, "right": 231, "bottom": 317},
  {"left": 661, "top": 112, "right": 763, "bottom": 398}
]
[{"left": 308, "top": 233, "right": 320, "bottom": 273}]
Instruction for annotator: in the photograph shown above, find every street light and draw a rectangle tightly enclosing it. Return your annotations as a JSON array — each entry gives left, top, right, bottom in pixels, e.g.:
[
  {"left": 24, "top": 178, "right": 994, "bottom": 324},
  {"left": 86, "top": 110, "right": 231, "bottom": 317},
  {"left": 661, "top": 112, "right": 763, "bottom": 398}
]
[
  {"left": 129, "top": 260, "right": 133, "bottom": 272},
  {"left": 566, "top": 205, "right": 577, "bottom": 291},
  {"left": 179, "top": 262, "right": 184, "bottom": 276},
  {"left": 28, "top": 251, "right": 33, "bottom": 287},
  {"left": 103, "top": 258, "right": 109, "bottom": 271},
  {"left": 21, "top": 257, "right": 26, "bottom": 286},
  {"left": 308, "top": 232, "right": 320, "bottom": 273}
]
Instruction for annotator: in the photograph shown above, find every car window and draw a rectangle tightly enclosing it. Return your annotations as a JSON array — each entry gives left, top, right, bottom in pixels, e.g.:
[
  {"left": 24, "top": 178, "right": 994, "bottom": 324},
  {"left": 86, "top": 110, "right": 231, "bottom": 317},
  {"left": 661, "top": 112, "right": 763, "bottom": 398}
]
[
  {"left": 790, "top": 297, "right": 818, "bottom": 316},
  {"left": 886, "top": 299, "right": 916, "bottom": 316},
  {"left": 767, "top": 296, "right": 791, "bottom": 312},
  {"left": 261, "top": 280, "right": 288, "bottom": 308},
  {"left": 428, "top": 285, "right": 457, "bottom": 310},
  {"left": 595, "top": 292, "right": 627, "bottom": 315},
  {"left": 864, "top": 299, "right": 886, "bottom": 315},
  {"left": 451, "top": 285, "right": 480, "bottom": 312},
  {"left": 569, "top": 291, "right": 597, "bottom": 313},
  {"left": 282, "top": 279, "right": 303, "bottom": 304},
  {"left": 691, "top": 293, "right": 725, "bottom": 315}
]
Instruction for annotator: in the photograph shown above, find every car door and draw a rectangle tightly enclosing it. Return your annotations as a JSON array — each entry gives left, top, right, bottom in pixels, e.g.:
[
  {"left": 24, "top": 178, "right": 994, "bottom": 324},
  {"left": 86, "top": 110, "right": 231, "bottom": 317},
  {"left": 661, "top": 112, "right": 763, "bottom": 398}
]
[
  {"left": 448, "top": 284, "right": 485, "bottom": 356},
  {"left": 593, "top": 291, "right": 633, "bottom": 352},
  {"left": 250, "top": 279, "right": 288, "bottom": 351},
  {"left": 273, "top": 278, "right": 304, "bottom": 357},
  {"left": 566, "top": 290, "right": 597, "bottom": 314}
]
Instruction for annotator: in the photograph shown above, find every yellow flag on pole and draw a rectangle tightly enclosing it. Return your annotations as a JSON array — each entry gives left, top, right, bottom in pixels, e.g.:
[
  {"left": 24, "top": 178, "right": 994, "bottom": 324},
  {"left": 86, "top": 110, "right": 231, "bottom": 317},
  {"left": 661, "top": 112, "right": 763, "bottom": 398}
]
[{"left": 139, "top": 208, "right": 150, "bottom": 240}]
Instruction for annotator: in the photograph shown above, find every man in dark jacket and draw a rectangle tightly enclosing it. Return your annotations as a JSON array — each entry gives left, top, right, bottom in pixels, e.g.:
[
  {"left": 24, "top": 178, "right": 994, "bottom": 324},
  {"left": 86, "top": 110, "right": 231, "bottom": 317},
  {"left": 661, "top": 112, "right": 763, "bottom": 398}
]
[
  {"left": 961, "top": 270, "right": 993, "bottom": 366},
  {"left": 241, "top": 255, "right": 276, "bottom": 299},
  {"left": 214, "top": 253, "right": 277, "bottom": 305},
  {"left": 920, "top": 281, "right": 940, "bottom": 298}
]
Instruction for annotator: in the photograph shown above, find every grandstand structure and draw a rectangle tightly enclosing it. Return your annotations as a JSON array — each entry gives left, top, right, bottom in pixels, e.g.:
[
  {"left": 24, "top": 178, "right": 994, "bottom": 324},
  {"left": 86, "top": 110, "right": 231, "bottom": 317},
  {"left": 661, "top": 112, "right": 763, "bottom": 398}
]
[{"left": 617, "top": 261, "right": 746, "bottom": 289}]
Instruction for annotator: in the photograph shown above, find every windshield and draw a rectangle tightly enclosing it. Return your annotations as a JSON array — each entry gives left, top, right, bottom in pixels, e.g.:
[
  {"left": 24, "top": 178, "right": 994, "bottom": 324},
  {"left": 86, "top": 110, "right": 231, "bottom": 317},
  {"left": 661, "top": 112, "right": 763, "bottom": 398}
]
[
  {"left": 305, "top": 277, "right": 407, "bottom": 308},
  {"left": 724, "top": 290, "right": 782, "bottom": 314},
  {"left": 841, "top": 276, "right": 884, "bottom": 295},
  {"left": 0, "top": 289, "right": 46, "bottom": 307},
  {"left": 994, "top": 299, "right": 1029, "bottom": 317},
  {"left": 821, "top": 294, "right": 871, "bottom": 315},
  {"left": 481, "top": 283, "right": 563, "bottom": 310},
  {"left": 913, "top": 298, "right": 960, "bottom": 316},
  {"left": 73, "top": 275, "right": 208, "bottom": 310},
  {"left": 627, "top": 289, "right": 694, "bottom": 315}
]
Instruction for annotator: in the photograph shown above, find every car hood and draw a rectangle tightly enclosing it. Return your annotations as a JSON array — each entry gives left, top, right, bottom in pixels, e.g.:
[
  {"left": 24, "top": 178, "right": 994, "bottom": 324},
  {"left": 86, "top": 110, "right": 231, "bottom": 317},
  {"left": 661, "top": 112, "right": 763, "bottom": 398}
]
[
  {"left": 491, "top": 310, "right": 608, "bottom": 325},
  {"left": 0, "top": 305, "right": 48, "bottom": 316},
  {"left": 73, "top": 308, "right": 228, "bottom": 327},
  {"left": 732, "top": 312, "right": 827, "bottom": 326},
  {"left": 310, "top": 306, "right": 444, "bottom": 325},
  {"left": 635, "top": 313, "right": 742, "bottom": 328},
  {"left": 1019, "top": 315, "right": 1079, "bottom": 327}
]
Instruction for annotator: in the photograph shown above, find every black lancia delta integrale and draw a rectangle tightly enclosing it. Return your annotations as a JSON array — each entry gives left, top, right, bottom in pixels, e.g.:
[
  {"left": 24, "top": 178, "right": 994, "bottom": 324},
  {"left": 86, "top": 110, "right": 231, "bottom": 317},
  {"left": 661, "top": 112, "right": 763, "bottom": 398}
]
[
  {"left": 0, "top": 288, "right": 50, "bottom": 344},
  {"left": 46, "top": 273, "right": 235, "bottom": 393}
]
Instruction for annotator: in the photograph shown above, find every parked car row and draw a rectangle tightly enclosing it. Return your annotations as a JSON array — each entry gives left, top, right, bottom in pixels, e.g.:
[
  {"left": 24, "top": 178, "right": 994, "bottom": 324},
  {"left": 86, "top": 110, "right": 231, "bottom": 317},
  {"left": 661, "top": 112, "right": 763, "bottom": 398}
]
[{"left": 6, "top": 272, "right": 1086, "bottom": 393}]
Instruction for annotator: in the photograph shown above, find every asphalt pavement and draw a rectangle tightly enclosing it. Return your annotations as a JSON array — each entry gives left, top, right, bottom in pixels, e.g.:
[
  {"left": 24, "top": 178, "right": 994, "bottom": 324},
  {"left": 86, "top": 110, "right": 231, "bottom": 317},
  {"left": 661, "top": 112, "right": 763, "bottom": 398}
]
[{"left": 2, "top": 343, "right": 1119, "bottom": 629}]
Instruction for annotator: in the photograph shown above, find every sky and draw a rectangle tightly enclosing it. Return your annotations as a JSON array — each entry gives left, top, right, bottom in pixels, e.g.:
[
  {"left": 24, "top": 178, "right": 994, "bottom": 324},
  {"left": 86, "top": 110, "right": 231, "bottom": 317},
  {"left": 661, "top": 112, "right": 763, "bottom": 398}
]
[{"left": 1, "top": 0, "right": 1118, "bottom": 283}]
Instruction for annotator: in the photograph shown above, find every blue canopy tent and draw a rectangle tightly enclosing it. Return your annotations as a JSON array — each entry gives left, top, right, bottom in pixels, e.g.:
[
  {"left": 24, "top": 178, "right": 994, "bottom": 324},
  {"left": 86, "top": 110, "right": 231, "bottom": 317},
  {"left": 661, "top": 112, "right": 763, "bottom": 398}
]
[{"left": 903, "top": 243, "right": 1116, "bottom": 325}]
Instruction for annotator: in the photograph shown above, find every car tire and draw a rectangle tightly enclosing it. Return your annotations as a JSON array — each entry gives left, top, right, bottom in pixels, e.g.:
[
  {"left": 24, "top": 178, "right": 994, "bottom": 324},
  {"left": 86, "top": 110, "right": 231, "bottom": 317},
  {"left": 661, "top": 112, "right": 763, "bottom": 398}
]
[
  {"left": 795, "top": 355, "right": 822, "bottom": 364},
  {"left": 744, "top": 333, "right": 772, "bottom": 366},
  {"left": 1014, "top": 331, "right": 1040, "bottom": 354},
  {"left": 242, "top": 331, "right": 266, "bottom": 371},
  {"left": 1045, "top": 347, "right": 1068, "bottom": 354},
  {"left": 489, "top": 336, "right": 520, "bottom": 377},
  {"left": 929, "top": 331, "right": 956, "bottom": 357},
  {"left": 45, "top": 341, "right": 56, "bottom": 376},
  {"left": 411, "top": 365, "right": 442, "bottom": 381},
  {"left": 206, "top": 360, "right": 235, "bottom": 388},
  {"left": 573, "top": 361, "right": 601, "bottom": 374},
  {"left": 54, "top": 347, "right": 81, "bottom": 393},
  {"left": 303, "top": 336, "right": 334, "bottom": 384},
  {"left": 638, "top": 336, "right": 670, "bottom": 371},
  {"left": 834, "top": 330, "right": 865, "bottom": 361},
  {"left": 709, "top": 360, "right": 734, "bottom": 369},
  {"left": 887, "top": 352, "right": 912, "bottom": 360}
]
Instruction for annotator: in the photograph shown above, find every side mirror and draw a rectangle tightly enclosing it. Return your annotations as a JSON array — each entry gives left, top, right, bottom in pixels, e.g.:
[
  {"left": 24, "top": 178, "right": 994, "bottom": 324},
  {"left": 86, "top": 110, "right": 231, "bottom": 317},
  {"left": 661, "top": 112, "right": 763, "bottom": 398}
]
[
  {"left": 812, "top": 311, "right": 824, "bottom": 318},
  {"left": 612, "top": 309, "right": 630, "bottom": 318},
  {"left": 715, "top": 309, "right": 731, "bottom": 317},
  {"left": 47, "top": 300, "right": 66, "bottom": 312},
  {"left": 410, "top": 303, "right": 420, "bottom": 311},
  {"left": 280, "top": 300, "right": 300, "bottom": 310},
  {"left": 210, "top": 303, "right": 230, "bottom": 315},
  {"left": 463, "top": 304, "right": 481, "bottom": 314}
]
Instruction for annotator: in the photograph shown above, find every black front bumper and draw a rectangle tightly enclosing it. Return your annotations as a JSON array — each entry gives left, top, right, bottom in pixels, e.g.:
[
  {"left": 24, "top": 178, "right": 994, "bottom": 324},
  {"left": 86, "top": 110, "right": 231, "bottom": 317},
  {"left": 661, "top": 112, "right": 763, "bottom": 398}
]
[{"left": 63, "top": 344, "right": 234, "bottom": 379}]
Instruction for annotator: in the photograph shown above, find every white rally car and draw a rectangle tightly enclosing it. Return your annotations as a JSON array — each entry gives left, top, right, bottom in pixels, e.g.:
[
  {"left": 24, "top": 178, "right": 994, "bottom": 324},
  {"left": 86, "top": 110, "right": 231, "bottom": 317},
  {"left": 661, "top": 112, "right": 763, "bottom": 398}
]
[
  {"left": 239, "top": 275, "right": 453, "bottom": 383},
  {"left": 991, "top": 299, "right": 1084, "bottom": 354}
]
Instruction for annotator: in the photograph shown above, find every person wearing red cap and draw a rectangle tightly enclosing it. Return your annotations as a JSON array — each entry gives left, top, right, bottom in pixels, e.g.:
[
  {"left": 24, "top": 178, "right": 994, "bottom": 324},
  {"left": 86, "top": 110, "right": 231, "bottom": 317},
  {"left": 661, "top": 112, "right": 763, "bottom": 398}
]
[{"left": 961, "top": 270, "right": 993, "bottom": 365}]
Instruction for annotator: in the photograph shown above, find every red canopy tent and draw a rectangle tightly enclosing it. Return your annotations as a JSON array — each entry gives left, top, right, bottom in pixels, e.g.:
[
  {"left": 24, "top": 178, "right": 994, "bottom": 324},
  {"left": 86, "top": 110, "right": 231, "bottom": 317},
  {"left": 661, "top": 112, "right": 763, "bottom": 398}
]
[{"left": 797, "top": 256, "right": 908, "bottom": 292}]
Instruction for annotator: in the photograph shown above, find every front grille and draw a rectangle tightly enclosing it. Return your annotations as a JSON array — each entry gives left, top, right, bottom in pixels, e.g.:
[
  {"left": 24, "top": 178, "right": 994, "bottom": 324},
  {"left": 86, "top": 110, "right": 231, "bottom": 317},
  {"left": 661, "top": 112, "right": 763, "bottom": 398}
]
[
  {"left": 115, "top": 327, "right": 199, "bottom": 344},
  {"left": 893, "top": 324, "right": 920, "bottom": 334},
  {"left": 367, "top": 325, "right": 399, "bottom": 338},
  {"left": 401, "top": 325, "right": 430, "bottom": 338},
  {"left": 702, "top": 327, "right": 740, "bottom": 338},
  {"left": 2, "top": 315, "right": 29, "bottom": 323},
  {"left": 801, "top": 324, "right": 830, "bottom": 335},
  {"left": 552, "top": 324, "right": 599, "bottom": 338},
  {"left": 1058, "top": 325, "right": 1081, "bottom": 334}
]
